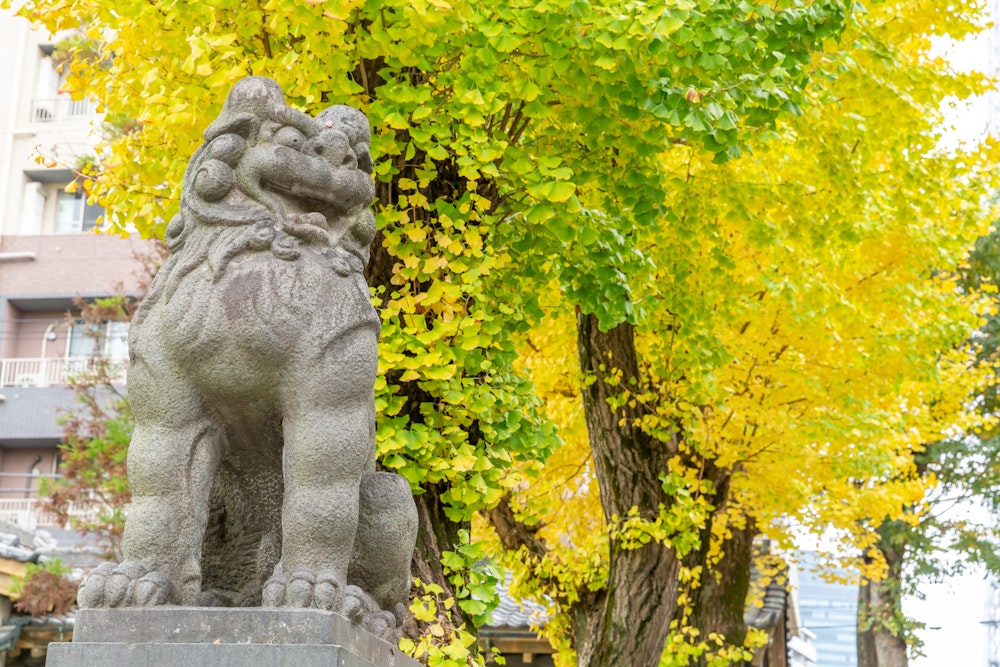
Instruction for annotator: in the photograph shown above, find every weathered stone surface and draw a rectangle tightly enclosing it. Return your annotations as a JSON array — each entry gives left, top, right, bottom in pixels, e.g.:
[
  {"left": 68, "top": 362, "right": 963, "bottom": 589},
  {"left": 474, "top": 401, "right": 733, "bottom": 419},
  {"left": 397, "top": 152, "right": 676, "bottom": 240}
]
[
  {"left": 76, "top": 77, "right": 418, "bottom": 643},
  {"left": 48, "top": 642, "right": 372, "bottom": 667},
  {"left": 48, "top": 608, "right": 421, "bottom": 666}
]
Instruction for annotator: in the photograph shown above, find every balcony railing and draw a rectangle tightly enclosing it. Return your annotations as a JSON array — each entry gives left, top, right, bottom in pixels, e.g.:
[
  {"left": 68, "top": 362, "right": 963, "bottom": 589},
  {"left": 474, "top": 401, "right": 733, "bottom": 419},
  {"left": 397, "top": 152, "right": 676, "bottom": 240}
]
[
  {"left": 0, "top": 475, "right": 65, "bottom": 530},
  {"left": 0, "top": 357, "right": 127, "bottom": 388},
  {"left": 0, "top": 498, "right": 101, "bottom": 531},
  {"left": 30, "top": 97, "right": 95, "bottom": 123},
  {"left": 0, "top": 498, "right": 62, "bottom": 530}
]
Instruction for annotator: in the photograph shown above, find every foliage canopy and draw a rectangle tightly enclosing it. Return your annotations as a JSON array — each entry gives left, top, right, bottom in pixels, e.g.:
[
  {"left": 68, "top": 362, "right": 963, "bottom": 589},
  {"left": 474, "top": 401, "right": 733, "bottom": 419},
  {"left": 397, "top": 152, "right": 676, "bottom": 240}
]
[{"left": 9, "top": 0, "right": 1000, "bottom": 664}]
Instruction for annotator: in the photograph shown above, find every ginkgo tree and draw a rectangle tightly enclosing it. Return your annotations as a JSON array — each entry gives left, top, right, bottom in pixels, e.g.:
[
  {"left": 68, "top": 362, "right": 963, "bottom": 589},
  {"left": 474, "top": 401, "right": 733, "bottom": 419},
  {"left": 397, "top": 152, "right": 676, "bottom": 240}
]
[
  {"left": 484, "top": 1, "right": 1000, "bottom": 666},
  {"left": 853, "top": 227, "right": 1000, "bottom": 667},
  {"left": 8, "top": 0, "right": 997, "bottom": 665}
]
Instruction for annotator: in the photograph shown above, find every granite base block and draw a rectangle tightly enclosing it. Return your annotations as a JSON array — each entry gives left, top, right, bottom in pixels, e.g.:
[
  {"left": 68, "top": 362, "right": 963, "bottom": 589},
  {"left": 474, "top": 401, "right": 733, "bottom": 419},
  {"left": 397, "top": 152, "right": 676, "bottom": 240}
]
[
  {"left": 45, "top": 607, "right": 421, "bottom": 667},
  {"left": 46, "top": 641, "right": 370, "bottom": 667}
]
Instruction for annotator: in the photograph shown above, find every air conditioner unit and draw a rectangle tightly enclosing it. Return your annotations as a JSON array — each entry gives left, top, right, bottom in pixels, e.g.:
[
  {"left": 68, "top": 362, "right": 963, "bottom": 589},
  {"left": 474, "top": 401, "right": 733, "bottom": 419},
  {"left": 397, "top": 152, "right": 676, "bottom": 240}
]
[{"left": 15, "top": 374, "right": 42, "bottom": 387}]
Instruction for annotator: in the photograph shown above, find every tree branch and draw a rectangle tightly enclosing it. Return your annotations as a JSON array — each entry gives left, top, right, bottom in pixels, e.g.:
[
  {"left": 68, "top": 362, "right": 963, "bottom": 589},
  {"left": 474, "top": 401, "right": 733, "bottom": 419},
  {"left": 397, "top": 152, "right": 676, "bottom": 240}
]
[{"left": 487, "top": 493, "right": 548, "bottom": 559}]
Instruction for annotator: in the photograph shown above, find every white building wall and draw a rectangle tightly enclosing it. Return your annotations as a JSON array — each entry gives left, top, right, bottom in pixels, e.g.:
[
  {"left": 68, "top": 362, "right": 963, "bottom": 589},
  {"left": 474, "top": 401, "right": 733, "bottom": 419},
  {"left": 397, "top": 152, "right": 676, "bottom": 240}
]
[{"left": 0, "top": 8, "right": 100, "bottom": 238}]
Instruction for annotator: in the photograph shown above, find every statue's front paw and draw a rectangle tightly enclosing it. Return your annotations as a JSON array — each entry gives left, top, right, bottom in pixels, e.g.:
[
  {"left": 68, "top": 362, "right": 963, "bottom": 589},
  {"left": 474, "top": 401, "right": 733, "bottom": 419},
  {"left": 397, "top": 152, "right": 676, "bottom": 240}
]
[
  {"left": 262, "top": 569, "right": 343, "bottom": 611},
  {"left": 261, "top": 570, "right": 400, "bottom": 642},
  {"left": 78, "top": 561, "right": 175, "bottom": 608}
]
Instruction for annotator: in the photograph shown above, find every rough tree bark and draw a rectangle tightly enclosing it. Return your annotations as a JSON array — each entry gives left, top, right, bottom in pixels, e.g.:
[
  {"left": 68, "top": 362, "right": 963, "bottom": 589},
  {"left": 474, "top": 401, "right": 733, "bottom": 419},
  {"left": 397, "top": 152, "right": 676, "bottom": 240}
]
[
  {"left": 571, "top": 313, "right": 682, "bottom": 667},
  {"left": 672, "top": 489, "right": 758, "bottom": 666},
  {"left": 857, "top": 529, "right": 908, "bottom": 667},
  {"left": 402, "top": 485, "right": 476, "bottom": 640}
]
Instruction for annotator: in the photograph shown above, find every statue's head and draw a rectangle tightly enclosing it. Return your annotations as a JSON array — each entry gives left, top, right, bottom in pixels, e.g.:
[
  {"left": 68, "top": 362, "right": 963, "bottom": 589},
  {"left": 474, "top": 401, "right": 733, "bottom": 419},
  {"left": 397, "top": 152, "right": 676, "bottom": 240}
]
[
  {"left": 166, "top": 77, "right": 376, "bottom": 270},
  {"left": 191, "top": 76, "right": 374, "bottom": 222}
]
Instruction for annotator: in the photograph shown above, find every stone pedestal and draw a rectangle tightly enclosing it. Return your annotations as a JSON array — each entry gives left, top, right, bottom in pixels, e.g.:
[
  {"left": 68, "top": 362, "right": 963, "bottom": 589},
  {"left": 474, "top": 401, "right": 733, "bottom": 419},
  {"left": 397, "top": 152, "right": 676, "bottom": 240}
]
[{"left": 45, "top": 607, "right": 421, "bottom": 667}]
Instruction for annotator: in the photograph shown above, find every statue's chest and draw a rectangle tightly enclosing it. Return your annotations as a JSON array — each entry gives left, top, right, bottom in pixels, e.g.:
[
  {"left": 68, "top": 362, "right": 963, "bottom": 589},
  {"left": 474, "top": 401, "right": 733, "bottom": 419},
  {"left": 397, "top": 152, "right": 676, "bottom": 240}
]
[{"left": 155, "top": 254, "right": 377, "bottom": 364}]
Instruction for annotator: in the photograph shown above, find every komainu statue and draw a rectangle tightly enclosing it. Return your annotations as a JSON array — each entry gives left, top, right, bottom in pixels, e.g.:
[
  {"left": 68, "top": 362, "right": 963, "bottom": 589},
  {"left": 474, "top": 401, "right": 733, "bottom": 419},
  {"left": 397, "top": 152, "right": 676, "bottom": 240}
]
[{"left": 77, "top": 77, "right": 418, "bottom": 642}]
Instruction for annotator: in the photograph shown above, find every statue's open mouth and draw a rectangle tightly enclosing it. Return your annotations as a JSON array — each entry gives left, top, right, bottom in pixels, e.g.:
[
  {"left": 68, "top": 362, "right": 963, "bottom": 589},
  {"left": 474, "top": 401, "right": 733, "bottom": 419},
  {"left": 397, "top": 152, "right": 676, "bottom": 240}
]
[{"left": 262, "top": 180, "right": 338, "bottom": 214}]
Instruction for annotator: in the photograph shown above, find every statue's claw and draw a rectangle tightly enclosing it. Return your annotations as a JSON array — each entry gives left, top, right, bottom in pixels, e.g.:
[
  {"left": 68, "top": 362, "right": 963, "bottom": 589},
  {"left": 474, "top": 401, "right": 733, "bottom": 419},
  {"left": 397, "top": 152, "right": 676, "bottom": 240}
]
[
  {"left": 78, "top": 562, "right": 176, "bottom": 608},
  {"left": 313, "top": 573, "right": 341, "bottom": 610},
  {"left": 286, "top": 569, "right": 316, "bottom": 607},
  {"left": 261, "top": 572, "right": 288, "bottom": 607},
  {"left": 342, "top": 586, "right": 366, "bottom": 623},
  {"left": 368, "top": 610, "right": 397, "bottom": 640},
  {"left": 136, "top": 571, "right": 174, "bottom": 606},
  {"left": 77, "top": 561, "right": 115, "bottom": 608},
  {"left": 344, "top": 584, "right": 400, "bottom": 642}
]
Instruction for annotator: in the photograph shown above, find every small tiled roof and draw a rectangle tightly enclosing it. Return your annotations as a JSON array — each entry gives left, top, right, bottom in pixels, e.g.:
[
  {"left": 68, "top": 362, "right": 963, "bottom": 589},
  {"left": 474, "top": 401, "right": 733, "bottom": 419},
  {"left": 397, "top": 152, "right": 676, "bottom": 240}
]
[
  {"left": 489, "top": 575, "right": 549, "bottom": 628},
  {"left": 0, "top": 386, "right": 75, "bottom": 443},
  {"left": 0, "top": 518, "right": 57, "bottom": 562}
]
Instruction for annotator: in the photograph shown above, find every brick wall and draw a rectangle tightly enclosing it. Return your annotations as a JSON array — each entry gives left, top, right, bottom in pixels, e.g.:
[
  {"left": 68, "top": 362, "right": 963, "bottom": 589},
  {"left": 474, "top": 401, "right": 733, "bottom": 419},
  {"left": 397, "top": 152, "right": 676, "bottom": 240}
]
[{"left": 0, "top": 233, "right": 155, "bottom": 297}]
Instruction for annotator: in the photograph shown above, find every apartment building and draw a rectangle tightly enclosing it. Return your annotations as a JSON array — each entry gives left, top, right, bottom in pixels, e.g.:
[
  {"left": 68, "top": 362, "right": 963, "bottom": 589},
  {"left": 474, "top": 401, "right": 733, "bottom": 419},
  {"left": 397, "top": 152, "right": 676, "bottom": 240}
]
[{"left": 0, "top": 10, "right": 152, "bottom": 527}]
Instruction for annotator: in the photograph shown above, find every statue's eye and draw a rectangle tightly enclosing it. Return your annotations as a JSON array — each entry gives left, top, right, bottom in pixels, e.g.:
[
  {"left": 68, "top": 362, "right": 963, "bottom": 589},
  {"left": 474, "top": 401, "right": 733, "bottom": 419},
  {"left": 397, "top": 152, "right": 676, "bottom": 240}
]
[{"left": 274, "top": 126, "right": 307, "bottom": 149}]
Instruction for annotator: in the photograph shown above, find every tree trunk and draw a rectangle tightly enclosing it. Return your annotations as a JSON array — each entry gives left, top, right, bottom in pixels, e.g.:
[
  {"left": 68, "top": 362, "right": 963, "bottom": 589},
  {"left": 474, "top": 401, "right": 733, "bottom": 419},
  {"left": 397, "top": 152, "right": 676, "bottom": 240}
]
[
  {"left": 402, "top": 484, "right": 474, "bottom": 640},
  {"left": 674, "top": 501, "right": 757, "bottom": 666},
  {"left": 572, "top": 313, "right": 681, "bottom": 667},
  {"left": 857, "top": 531, "right": 908, "bottom": 667}
]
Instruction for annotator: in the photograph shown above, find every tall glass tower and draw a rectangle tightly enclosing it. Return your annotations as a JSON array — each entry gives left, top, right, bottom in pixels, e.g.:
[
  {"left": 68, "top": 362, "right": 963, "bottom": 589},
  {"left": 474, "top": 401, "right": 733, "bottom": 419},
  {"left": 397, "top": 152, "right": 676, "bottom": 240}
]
[{"left": 796, "top": 552, "right": 858, "bottom": 667}]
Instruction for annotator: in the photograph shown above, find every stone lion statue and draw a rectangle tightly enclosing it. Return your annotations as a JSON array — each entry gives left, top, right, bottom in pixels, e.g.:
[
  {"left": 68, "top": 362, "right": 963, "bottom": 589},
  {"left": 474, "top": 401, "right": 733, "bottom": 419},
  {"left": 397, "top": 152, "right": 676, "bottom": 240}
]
[{"left": 77, "top": 77, "right": 418, "bottom": 642}]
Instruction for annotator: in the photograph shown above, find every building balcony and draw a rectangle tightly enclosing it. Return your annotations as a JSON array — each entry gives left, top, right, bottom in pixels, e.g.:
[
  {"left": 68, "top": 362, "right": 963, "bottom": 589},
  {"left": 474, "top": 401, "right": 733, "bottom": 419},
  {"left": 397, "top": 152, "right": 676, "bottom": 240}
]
[
  {"left": 30, "top": 97, "right": 95, "bottom": 123},
  {"left": 0, "top": 498, "right": 99, "bottom": 531},
  {"left": 0, "top": 497, "right": 61, "bottom": 530},
  {"left": 0, "top": 357, "right": 127, "bottom": 388},
  {"left": 0, "top": 474, "right": 97, "bottom": 531}
]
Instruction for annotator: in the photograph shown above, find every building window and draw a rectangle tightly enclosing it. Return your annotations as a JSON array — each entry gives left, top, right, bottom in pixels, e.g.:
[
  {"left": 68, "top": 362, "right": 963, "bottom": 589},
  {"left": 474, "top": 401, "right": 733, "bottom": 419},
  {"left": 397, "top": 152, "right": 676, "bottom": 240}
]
[
  {"left": 55, "top": 190, "right": 103, "bottom": 233},
  {"left": 30, "top": 51, "right": 95, "bottom": 123},
  {"left": 68, "top": 321, "right": 129, "bottom": 361}
]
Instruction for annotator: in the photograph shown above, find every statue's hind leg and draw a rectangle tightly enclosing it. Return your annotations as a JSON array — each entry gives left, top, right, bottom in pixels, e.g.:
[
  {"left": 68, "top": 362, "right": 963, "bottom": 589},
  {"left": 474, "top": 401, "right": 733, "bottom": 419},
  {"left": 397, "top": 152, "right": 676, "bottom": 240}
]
[
  {"left": 78, "top": 355, "right": 221, "bottom": 608},
  {"left": 347, "top": 471, "right": 418, "bottom": 639}
]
